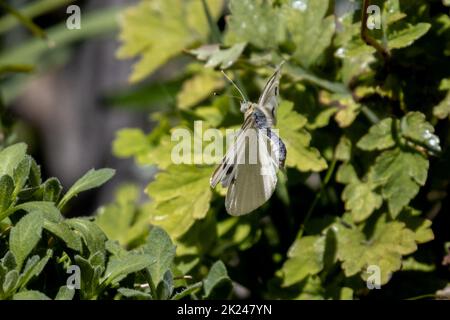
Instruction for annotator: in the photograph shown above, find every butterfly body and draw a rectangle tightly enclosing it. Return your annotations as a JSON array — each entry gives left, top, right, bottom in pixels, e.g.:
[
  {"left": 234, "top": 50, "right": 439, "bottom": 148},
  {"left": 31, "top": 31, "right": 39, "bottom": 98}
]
[{"left": 210, "top": 63, "right": 286, "bottom": 216}]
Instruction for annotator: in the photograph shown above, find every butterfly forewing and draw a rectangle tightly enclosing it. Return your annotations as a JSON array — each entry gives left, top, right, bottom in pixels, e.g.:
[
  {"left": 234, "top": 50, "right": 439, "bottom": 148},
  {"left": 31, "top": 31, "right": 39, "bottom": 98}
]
[{"left": 257, "top": 63, "right": 283, "bottom": 126}]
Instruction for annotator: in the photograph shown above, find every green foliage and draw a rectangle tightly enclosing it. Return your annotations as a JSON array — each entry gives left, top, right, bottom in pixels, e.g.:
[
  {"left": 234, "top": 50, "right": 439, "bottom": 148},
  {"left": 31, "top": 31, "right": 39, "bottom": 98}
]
[
  {"left": 117, "top": 0, "right": 224, "bottom": 83},
  {"left": 113, "top": 0, "right": 450, "bottom": 300},
  {"left": 2, "top": 0, "right": 450, "bottom": 301},
  {"left": 0, "top": 144, "right": 228, "bottom": 300}
]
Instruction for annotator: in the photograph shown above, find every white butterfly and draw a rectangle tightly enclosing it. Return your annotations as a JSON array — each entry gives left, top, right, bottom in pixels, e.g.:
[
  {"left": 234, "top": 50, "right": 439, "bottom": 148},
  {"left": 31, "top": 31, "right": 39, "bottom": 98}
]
[{"left": 210, "top": 63, "right": 286, "bottom": 216}]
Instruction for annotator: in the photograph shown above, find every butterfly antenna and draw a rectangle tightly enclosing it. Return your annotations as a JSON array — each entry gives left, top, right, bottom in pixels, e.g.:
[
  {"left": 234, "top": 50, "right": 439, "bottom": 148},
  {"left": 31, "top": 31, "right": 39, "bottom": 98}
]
[{"left": 221, "top": 70, "right": 247, "bottom": 102}]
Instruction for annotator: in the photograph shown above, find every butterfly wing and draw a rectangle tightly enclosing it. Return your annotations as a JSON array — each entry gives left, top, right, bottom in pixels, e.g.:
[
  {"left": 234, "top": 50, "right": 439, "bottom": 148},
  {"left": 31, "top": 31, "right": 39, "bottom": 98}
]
[
  {"left": 257, "top": 62, "right": 283, "bottom": 126},
  {"left": 224, "top": 125, "right": 279, "bottom": 216}
]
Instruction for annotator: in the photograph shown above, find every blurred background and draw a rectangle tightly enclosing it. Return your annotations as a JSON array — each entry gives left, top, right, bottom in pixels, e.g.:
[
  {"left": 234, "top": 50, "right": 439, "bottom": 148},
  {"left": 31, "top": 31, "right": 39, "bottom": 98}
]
[{"left": 1, "top": 0, "right": 156, "bottom": 215}]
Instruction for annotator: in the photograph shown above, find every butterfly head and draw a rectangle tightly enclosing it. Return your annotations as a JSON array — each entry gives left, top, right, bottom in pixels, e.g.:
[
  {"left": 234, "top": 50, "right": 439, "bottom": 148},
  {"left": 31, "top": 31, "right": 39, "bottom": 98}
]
[{"left": 240, "top": 101, "right": 252, "bottom": 113}]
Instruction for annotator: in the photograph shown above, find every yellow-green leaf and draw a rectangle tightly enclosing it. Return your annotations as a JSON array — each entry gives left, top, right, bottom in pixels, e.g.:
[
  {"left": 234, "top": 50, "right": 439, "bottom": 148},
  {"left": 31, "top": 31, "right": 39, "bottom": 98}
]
[
  {"left": 117, "top": 0, "right": 223, "bottom": 83},
  {"left": 278, "top": 101, "right": 327, "bottom": 172},
  {"left": 281, "top": 236, "right": 325, "bottom": 287},
  {"left": 146, "top": 165, "right": 212, "bottom": 238},
  {"left": 334, "top": 213, "right": 417, "bottom": 285},
  {"left": 177, "top": 68, "right": 224, "bottom": 109}
]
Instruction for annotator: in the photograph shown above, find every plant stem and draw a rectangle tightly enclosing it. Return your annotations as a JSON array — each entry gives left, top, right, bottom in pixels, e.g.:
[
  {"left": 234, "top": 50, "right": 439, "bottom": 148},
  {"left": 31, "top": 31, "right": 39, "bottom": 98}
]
[
  {"left": 405, "top": 293, "right": 437, "bottom": 300},
  {"left": 0, "top": 0, "right": 49, "bottom": 43},
  {"left": 360, "top": 105, "right": 380, "bottom": 125},
  {"left": 0, "top": 64, "right": 34, "bottom": 75},
  {"left": 201, "top": 0, "right": 222, "bottom": 44},
  {"left": 0, "top": 0, "right": 74, "bottom": 34},
  {"left": 361, "top": 0, "right": 391, "bottom": 60},
  {"left": 297, "top": 157, "right": 337, "bottom": 239}
]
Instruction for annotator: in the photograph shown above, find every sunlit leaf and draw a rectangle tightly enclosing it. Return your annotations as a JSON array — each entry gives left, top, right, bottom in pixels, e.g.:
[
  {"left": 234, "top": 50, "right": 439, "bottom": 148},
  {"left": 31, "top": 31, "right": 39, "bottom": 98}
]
[
  {"left": 177, "top": 68, "right": 224, "bottom": 109},
  {"left": 334, "top": 213, "right": 417, "bottom": 284},
  {"left": 342, "top": 181, "right": 382, "bottom": 223},
  {"left": 117, "top": 0, "right": 223, "bottom": 82},
  {"left": 278, "top": 101, "right": 327, "bottom": 172},
  {"left": 369, "top": 148, "right": 429, "bottom": 218},
  {"left": 281, "top": 236, "right": 325, "bottom": 287},
  {"left": 95, "top": 184, "right": 148, "bottom": 246},
  {"left": 190, "top": 42, "right": 246, "bottom": 69},
  {"left": 357, "top": 118, "right": 395, "bottom": 151},
  {"left": 58, "top": 168, "right": 115, "bottom": 210},
  {"left": 282, "top": 0, "right": 335, "bottom": 68},
  {"left": 146, "top": 165, "right": 212, "bottom": 238},
  {"left": 225, "top": 0, "right": 284, "bottom": 49}
]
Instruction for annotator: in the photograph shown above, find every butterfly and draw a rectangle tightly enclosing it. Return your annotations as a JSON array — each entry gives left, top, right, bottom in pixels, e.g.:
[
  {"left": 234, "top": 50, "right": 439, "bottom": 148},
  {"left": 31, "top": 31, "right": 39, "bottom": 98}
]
[{"left": 210, "top": 63, "right": 286, "bottom": 216}]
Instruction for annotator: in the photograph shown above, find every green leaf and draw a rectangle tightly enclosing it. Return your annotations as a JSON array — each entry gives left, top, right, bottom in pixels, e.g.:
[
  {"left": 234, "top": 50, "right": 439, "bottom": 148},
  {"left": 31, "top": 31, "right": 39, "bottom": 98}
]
[
  {"left": 176, "top": 68, "right": 224, "bottom": 109},
  {"left": 433, "top": 79, "right": 450, "bottom": 119},
  {"left": 156, "top": 270, "right": 174, "bottom": 299},
  {"left": 171, "top": 282, "right": 202, "bottom": 300},
  {"left": 397, "top": 207, "right": 434, "bottom": 244},
  {"left": 369, "top": 148, "right": 429, "bottom": 217},
  {"left": 388, "top": 23, "right": 431, "bottom": 50},
  {"left": 65, "top": 218, "right": 107, "bottom": 255},
  {"left": 281, "top": 236, "right": 325, "bottom": 287},
  {"left": 55, "top": 286, "right": 75, "bottom": 300},
  {"left": 0, "top": 143, "right": 27, "bottom": 177},
  {"left": 117, "top": 0, "right": 223, "bottom": 83},
  {"left": 195, "top": 96, "right": 230, "bottom": 127},
  {"left": 0, "top": 175, "right": 14, "bottom": 215},
  {"left": 13, "top": 202, "right": 62, "bottom": 223},
  {"left": 225, "top": 0, "right": 284, "bottom": 49},
  {"left": 190, "top": 42, "right": 246, "bottom": 69},
  {"left": 3, "top": 270, "right": 19, "bottom": 294},
  {"left": 277, "top": 101, "right": 327, "bottom": 172},
  {"left": 17, "top": 250, "right": 52, "bottom": 290},
  {"left": 342, "top": 181, "right": 382, "bottom": 223},
  {"left": 102, "top": 253, "right": 155, "bottom": 286},
  {"left": 12, "top": 156, "right": 31, "bottom": 196},
  {"left": 13, "top": 290, "right": 50, "bottom": 300},
  {"left": 357, "top": 118, "right": 395, "bottom": 151},
  {"left": 43, "top": 221, "right": 82, "bottom": 252},
  {"left": 292, "top": 275, "right": 324, "bottom": 300},
  {"left": 74, "top": 254, "right": 104, "bottom": 299},
  {"left": 1, "top": 251, "right": 17, "bottom": 270},
  {"left": 143, "top": 227, "right": 176, "bottom": 288},
  {"left": 28, "top": 157, "right": 42, "bottom": 187},
  {"left": 334, "top": 213, "right": 417, "bottom": 285},
  {"left": 58, "top": 168, "right": 115, "bottom": 210},
  {"left": 433, "top": 91, "right": 450, "bottom": 120},
  {"left": 113, "top": 129, "right": 174, "bottom": 169},
  {"left": 95, "top": 184, "right": 148, "bottom": 246},
  {"left": 146, "top": 165, "right": 212, "bottom": 238},
  {"left": 113, "top": 128, "right": 151, "bottom": 159},
  {"left": 42, "top": 177, "right": 63, "bottom": 203},
  {"left": 335, "top": 136, "right": 352, "bottom": 161},
  {"left": 282, "top": 0, "right": 335, "bottom": 68},
  {"left": 118, "top": 288, "right": 152, "bottom": 300},
  {"left": 10, "top": 211, "right": 44, "bottom": 269},
  {"left": 400, "top": 112, "right": 441, "bottom": 153},
  {"left": 319, "top": 92, "right": 360, "bottom": 128},
  {"left": 203, "top": 260, "right": 230, "bottom": 298}
]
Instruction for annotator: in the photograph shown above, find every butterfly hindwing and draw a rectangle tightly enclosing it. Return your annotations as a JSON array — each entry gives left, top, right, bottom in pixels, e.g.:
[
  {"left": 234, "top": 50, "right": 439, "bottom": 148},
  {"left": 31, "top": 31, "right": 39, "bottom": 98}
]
[{"left": 225, "top": 128, "right": 279, "bottom": 216}]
